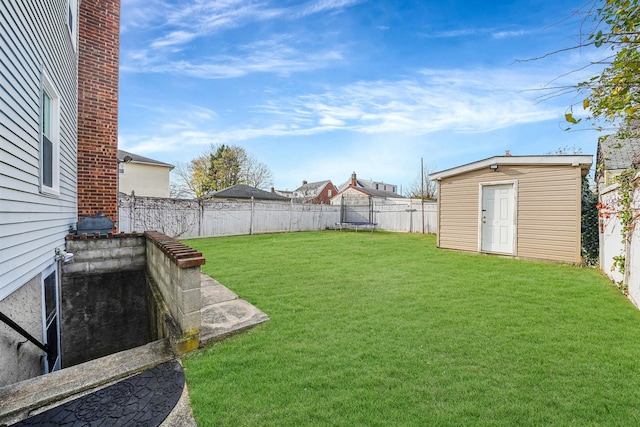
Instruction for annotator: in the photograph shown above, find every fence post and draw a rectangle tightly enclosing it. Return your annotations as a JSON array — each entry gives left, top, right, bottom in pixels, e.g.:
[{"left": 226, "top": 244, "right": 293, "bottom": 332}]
[
  {"left": 250, "top": 197, "right": 254, "bottom": 235},
  {"left": 289, "top": 198, "right": 293, "bottom": 233}
]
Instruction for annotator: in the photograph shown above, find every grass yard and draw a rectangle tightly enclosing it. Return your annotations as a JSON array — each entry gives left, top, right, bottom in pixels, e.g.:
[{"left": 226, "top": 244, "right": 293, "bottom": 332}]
[{"left": 182, "top": 231, "right": 640, "bottom": 426}]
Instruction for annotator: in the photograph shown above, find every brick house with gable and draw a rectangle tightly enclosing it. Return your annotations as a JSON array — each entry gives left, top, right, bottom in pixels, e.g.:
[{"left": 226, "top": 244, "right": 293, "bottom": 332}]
[{"left": 293, "top": 180, "right": 338, "bottom": 204}]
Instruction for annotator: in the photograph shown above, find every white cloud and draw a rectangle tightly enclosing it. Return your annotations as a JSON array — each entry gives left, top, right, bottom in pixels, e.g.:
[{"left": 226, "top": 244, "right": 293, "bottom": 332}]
[
  {"left": 427, "top": 27, "right": 529, "bottom": 40},
  {"left": 123, "top": 0, "right": 362, "bottom": 52},
  {"left": 150, "top": 31, "right": 198, "bottom": 49},
  {"left": 123, "top": 34, "right": 345, "bottom": 78},
  {"left": 492, "top": 30, "right": 529, "bottom": 39},
  {"left": 120, "top": 65, "right": 572, "bottom": 159}
]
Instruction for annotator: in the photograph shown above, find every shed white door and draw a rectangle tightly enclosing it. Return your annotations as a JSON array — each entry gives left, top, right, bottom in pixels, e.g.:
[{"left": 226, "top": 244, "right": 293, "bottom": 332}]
[{"left": 481, "top": 184, "right": 515, "bottom": 254}]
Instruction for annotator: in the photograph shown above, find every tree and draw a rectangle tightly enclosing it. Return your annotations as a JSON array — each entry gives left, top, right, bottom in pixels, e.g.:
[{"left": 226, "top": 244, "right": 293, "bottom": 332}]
[
  {"left": 210, "top": 145, "right": 245, "bottom": 190},
  {"left": 175, "top": 144, "right": 274, "bottom": 197},
  {"left": 242, "top": 155, "right": 274, "bottom": 189},
  {"left": 566, "top": 0, "right": 640, "bottom": 131},
  {"left": 547, "top": 145, "right": 583, "bottom": 155},
  {"left": 171, "top": 157, "right": 212, "bottom": 198},
  {"left": 405, "top": 166, "right": 438, "bottom": 200}
]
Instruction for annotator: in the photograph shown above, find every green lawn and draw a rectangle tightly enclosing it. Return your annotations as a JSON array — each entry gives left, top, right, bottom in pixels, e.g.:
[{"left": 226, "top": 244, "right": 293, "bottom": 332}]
[{"left": 182, "top": 231, "right": 640, "bottom": 426}]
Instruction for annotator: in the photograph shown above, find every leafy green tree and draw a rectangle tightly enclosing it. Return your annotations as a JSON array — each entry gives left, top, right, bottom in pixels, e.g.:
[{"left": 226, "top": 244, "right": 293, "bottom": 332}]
[
  {"left": 567, "top": 0, "right": 640, "bottom": 131},
  {"left": 175, "top": 145, "right": 274, "bottom": 197},
  {"left": 210, "top": 145, "right": 245, "bottom": 190}
]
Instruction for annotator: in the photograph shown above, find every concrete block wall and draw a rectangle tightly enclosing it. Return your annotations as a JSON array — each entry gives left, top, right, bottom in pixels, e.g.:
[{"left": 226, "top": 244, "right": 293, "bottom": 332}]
[
  {"left": 62, "top": 231, "right": 205, "bottom": 357},
  {"left": 62, "top": 233, "right": 149, "bottom": 367},
  {"left": 64, "top": 234, "right": 146, "bottom": 274},
  {"left": 145, "top": 231, "right": 205, "bottom": 353}
]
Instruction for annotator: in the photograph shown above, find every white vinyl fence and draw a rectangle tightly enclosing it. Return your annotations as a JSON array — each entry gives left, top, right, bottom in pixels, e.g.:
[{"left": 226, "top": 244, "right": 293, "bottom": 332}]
[
  {"left": 598, "top": 180, "right": 640, "bottom": 308},
  {"left": 118, "top": 194, "right": 437, "bottom": 239}
]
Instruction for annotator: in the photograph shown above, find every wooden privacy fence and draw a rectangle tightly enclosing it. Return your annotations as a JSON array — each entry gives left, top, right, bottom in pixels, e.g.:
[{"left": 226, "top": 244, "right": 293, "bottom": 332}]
[{"left": 118, "top": 194, "right": 437, "bottom": 239}]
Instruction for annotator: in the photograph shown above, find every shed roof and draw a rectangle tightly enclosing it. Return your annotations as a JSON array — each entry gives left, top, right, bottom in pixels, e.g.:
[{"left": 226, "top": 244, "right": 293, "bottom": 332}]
[
  {"left": 295, "top": 180, "right": 331, "bottom": 194},
  {"left": 596, "top": 135, "right": 640, "bottom": 171},
  {"left": 206, "top": 184, "right": 291, "bottom": 201},
  {"left": 118, "top": 149, "right": 174, "bottom": 169},
  {"left": 334, "top": 185, "right": 405, "bottom": 200},
  {"left": 430, "top": 155, "right": 593, "bottom": 181}
]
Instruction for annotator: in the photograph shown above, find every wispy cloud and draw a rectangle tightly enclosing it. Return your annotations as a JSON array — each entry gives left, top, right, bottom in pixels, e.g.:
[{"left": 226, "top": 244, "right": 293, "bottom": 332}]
[
  {"left": 297, "top": 0, "right": 362, "bottom": 17},
  {"left": 123, "top": 0, "right": 362, "bottom": 51},
  {"left": 150, "top": 31, "right": 199, "bottom": 49},
  {"left": 121, "top": 0, "right": 354, "bottom": 77},
  {"left": 492, "top": 30, "right": 529, "bottom": 39},
  {"left": 122, "top": 34, "right": 345, "bottom": 78},
  {"left": 426, "top": 27, "right": 530, "bottom": 39},
  {"left": 121, "top": 66, "right": 568, "bottom": 156}
]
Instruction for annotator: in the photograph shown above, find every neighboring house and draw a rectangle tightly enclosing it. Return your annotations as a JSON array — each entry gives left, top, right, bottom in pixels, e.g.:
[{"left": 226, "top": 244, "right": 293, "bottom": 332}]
[
  {"left": 293, "top": 180, "right": 338, "bottom": 204},
  {"left": 118, "top": 149, "right": 174, "bottom": 198},
  {"left": 595, "top": 135, "right": 640, "bottom": 191},
  {"left": 429, "top": 154, "right": 593, "bottom": 264},
  {"left": 274, "top": 189, "right": 295, "bottom": 199},
  {"left": 332, "top": 172, "right": 405, "bottom": 205},
  {"left": 0, "top": 0, "right": 120, "bottom": 386},
  {"left": 205, "top": 184, "right": 291, "bottom": 202},
  {"left": 338, "top": 173, "right": 400, "bottom": 195},
  {"left": 331, "top": 172, "right": 406, "bottom": 223}
]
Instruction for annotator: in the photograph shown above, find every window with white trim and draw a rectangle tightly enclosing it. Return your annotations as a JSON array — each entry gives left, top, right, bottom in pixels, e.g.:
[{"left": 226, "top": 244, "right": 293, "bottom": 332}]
[
  {"left": 41, "top": 72, "right": 60, "bottom": 196},
  {"left": 42, "top": 264, "right": 61, "bottom": 373},
  {"left": 66, "top": 0, "right": 78, "bottom": 50}
]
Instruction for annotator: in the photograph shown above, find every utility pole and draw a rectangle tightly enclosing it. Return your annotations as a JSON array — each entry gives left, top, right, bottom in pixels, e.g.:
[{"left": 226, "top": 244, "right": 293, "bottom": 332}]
[{"left": 421, "top": 157, "right": 425, "bottom": 234}]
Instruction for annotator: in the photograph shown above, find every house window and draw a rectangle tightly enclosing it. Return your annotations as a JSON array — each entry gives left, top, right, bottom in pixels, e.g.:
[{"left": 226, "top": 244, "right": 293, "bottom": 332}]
[
  {"left": 328, "top": 189, "right": 332, "bottom": 197},
  {"left": 66, "top": 0, "right": 78, "bottom": 50},
  {"left": 40, "top": 72, "right": 60, "bottom": 196},
  {"left": 119, "top": 162, "right": 125, "bottom": 174},
  {"left": 42, "top": 264, "right": 61, "bottom": 373}
]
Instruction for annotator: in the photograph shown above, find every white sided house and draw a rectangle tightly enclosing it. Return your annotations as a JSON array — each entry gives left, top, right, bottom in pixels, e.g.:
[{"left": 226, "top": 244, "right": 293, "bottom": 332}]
[
  {"left": 430, "top": 155, "right": 592, "bottom": 264},
  {"left": 0, "top": 1, "right": 80, "bottom": 385}
]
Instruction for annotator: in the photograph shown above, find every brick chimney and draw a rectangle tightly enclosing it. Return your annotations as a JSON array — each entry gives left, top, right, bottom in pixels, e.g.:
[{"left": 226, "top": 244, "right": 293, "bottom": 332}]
[
  {"left": 77, "top": 0, "right": 121, "bottom": 229},
  {"left": 505, "top": 150, "right": 512, "bottom": 156},
  {"left": 350, "top": 172, "right": 357, "bottom": 187}
]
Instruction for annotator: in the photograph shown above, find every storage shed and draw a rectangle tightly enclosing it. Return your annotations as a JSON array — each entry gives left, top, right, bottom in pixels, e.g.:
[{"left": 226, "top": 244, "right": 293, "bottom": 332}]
[{"left": 430, "top": 155, "right": 593, "bottom": 263}]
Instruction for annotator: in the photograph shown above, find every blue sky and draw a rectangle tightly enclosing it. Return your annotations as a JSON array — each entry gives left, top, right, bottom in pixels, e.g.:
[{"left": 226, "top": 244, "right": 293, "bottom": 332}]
[{"left": 119, "top": 0, "right": 605, "bottom": 193}]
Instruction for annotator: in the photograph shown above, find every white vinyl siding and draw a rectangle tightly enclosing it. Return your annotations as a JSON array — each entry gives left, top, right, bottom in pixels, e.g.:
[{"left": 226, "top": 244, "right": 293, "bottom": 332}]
[
  {"left": 0, "top": 0, "right": 78, "bottom": 299},
  {"left": 66, "top": 0, "right": 78, "bottom": 51}
]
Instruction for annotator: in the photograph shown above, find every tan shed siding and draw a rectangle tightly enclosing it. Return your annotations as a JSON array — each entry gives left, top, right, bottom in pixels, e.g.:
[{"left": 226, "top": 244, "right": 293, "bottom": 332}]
[
  {"left": 516, "top": 165, "right": 581, "bottom": 263},
  {"left": 437, "top": 169, "right": 486, "bottom": 252},
  {"left": 437, "top": 164, "right": 582, "bottom": 263}
]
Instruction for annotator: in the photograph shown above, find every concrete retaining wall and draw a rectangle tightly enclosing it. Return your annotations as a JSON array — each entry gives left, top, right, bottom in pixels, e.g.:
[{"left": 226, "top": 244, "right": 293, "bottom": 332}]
[
  {"left": 61, "top": 232, "right": 205, "bottom": 365},
  {"left": 62, "top": 235, "right": 149, "bottom": 367},
  {"left": 64, "top": 235, "right": 146, "bottom": 274},
  {"left": 145, "top": 231, "right": 205, "bottom": 353}
]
